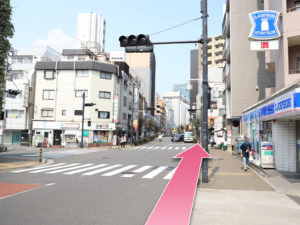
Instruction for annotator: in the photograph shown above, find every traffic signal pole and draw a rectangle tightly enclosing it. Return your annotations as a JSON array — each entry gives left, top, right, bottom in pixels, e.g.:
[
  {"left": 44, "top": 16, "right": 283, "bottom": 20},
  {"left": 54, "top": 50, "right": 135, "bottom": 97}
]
[{"left": 201, "top": 0, "right": 209, "bottom": 183}]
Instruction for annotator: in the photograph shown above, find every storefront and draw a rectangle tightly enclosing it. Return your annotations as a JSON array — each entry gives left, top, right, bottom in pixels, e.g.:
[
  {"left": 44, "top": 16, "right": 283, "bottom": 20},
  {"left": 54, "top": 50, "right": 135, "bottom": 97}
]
[{"left": 243, "top": 85, "right": 300, "bottom": 172}]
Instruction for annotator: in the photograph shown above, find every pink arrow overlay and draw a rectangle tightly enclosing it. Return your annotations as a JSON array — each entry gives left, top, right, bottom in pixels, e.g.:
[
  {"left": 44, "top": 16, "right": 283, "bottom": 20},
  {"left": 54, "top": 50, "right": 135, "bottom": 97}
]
[{"left": 145, "top": 144, "right": 211, "bottom": 225}]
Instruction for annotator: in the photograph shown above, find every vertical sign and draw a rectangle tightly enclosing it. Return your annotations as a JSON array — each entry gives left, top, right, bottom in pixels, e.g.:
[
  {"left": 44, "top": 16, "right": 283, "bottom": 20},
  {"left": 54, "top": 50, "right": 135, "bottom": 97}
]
[{"left": 113, "top": 95, "right": 119, "bottom": 123}]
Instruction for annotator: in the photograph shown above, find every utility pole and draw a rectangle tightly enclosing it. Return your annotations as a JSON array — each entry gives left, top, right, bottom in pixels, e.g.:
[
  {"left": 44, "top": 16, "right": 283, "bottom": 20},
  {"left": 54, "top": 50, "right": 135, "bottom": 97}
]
[
  {"left": 201, "top": 0, "right": 209, "bottom": 183},
  {"left": 80, "top": 92, "right": 85, "bottom": 148},
  {"left": 131, "top": 82, "right": 135, "bottom": 145}
]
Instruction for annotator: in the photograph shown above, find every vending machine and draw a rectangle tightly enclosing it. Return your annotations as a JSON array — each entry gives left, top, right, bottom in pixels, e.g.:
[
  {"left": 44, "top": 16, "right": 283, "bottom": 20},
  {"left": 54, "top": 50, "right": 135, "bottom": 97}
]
[{"left": 260, "top": 142, "right": 275, "bottom": 168}]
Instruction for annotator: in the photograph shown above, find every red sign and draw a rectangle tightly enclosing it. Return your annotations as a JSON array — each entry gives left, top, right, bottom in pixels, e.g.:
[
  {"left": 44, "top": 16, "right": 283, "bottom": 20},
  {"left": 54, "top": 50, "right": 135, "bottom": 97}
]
[{"left": 261, "top": 42, "right": 269, "bottom": 49}]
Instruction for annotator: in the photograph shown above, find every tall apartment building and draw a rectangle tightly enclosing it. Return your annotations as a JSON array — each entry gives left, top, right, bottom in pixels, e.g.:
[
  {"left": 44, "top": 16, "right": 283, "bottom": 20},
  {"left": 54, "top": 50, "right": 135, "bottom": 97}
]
[
  {"left": 190, "top": 35, "right": 224, "bottom": 110},
  {"left": 243, "top": 0, "right": 300, "bottom": 173},
  {"left": 32, "top": 50, "right": 135, "bottom": 147},
  {"left": 154, "top": 94, "right": 166, "bottom": 134},
  {"left": 126, "top": 52, "right": 156, "bottom": 115},
  {"left": 76, "top": 12, "right": 106, "bottom": 53},
  {"left": 222, "top": 0, "right": 275, "bottom": 148},
  {"left": 173, "top": 83, "right": 190, "bottom": 99},
  {"left": 2, "top": 46, "right": 60, "bottom": 146}
]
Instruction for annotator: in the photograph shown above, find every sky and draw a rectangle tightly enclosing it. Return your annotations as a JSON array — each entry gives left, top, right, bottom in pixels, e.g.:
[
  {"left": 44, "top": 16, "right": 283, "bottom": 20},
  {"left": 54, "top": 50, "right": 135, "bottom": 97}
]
[{"left": 10, "top": 0, "right": 225, "bottom": 96}]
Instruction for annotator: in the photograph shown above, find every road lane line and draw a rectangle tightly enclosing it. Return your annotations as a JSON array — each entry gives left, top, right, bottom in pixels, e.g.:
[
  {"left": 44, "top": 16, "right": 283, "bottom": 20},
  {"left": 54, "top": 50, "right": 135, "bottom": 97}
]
[
  {"left": 154, "top": 147, "right": 160, "bottom": 149},
  {"left": 82, "top": 164, "right": 122, "bottom": 176},
  {"left": 122, "top": 166, "right": 152, "bottom": 178},
  {"left": 142, "top": 166, "right": 168, "bottom": 179},
  {"left": 164, "top": 168, "right": 177, "bottom": 180},
  {"left": 182, "top": 147, "right": 187, "bottom": 150},
  {"left": 102, "top": 165, "right": 137, "bottom": 176},
  {"left": 168, "top": 147, "right": 173, "bottom": 150},
  {"left": 64, "top": 164, "right": 108, "bottom": 175},
  {"left": 134, "top": 146, "right": 141, "bottom": 149},
  {"left": 29, "top": 163, "right": 79, "bottom": 173},
  {"left": 140, "top": 147, "right": 147, "bottom": 149},
  {"left": 46, "top": 164, "right": 94, "bottom": 174},
  {"left": 175, "top": 147, "right": 180, "bottom": 150},
  {"left": 11, "top": 163, "right": 66, "bottom": 173},
  {"left": 147, "top": 147, "right": 154, "bottom": 149},
  {"left": 161, "top": 147, "right": 167, "bottom": 149}
]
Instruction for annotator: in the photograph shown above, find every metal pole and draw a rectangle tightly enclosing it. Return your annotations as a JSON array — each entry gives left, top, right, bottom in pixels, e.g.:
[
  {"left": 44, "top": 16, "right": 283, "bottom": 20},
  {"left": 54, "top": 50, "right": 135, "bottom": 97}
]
[
  {"left": 131, "top": 82, "right": 134, "bottom": 145},
  {"left": 80, "top": 92, "right": 85, "bottom": 148},
  {"left": 201, "top": 0, "right": 209, "bottom": 183},
  {"left": 1, "top": 55, "right": 9, "bottom": 149}
]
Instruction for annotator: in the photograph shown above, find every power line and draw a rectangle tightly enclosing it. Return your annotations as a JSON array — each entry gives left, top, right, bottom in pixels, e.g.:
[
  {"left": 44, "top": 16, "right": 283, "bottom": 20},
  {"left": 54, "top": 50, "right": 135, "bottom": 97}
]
[{"left": 150, "top": 17, "right": 201, "bottom": 36}]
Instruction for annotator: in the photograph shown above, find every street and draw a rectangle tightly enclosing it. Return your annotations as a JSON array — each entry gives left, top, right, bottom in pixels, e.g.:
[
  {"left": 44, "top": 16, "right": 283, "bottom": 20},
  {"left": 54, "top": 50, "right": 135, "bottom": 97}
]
[{"left": 0, "top": 138, "right": 193, "bottom": 225}]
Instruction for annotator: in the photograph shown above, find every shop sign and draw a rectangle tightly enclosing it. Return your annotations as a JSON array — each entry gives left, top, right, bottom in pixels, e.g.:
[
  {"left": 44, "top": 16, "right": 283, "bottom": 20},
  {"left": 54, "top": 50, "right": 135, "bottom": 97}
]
[
  {"left": 260, "top": 142, "right": 275, "bottom": 168},
  {"left": 83, "top": 130, "right": 89, "bottom": 137},
  {"left": 113, "top": 95, "right": 119, "bottom": 123},
  {"left": 95, "top": 124, "right": 109, "bottom": 130}
]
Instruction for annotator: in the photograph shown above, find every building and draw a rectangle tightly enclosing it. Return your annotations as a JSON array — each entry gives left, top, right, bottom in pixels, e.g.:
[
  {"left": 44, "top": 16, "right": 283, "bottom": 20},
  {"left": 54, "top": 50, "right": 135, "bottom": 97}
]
[
  {"left": 154, "top": 94, "right": 166, "bottom": 134},
  {"left": 173, "top": 83, "right": 190, "bottom": 99},
  {"left": 2, "top": 46, "right": 60, "bottom": 146},
  {"left": 222, "top": 0, "right": 275, "bottom": 148},
  {"left": 126, "top": 52, "right": 156, "bottom": 115},
  {"left": 190, "top": 49, "right": 199, "bottom": 110},
  {"left": 162, "top": 91, "right": 190, "bottom": 129},
  {"left": 32, "top": 49, "right": 135, "bottom": 147},
  {"left": 242, "top": 0, "right": 300, "bottom": 173},
  {"left": 76, "top": 12, "right": 106, "bottom": 53}
]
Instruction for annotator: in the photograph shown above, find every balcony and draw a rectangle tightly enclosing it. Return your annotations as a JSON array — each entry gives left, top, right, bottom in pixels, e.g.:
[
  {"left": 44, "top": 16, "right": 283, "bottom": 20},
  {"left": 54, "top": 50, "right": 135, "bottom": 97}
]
[
  {"left": 284, "top": 1, "right": 300, "bottom": 35},
  {"left": 222, "top": 39, "right": 230, "bottom": 62},
  {"left": 287, "top": 40, "right": 300, "bottom": 85}
]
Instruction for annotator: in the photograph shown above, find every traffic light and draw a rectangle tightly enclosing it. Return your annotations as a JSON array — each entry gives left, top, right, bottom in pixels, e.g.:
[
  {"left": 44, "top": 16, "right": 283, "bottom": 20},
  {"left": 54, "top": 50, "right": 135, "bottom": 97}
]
[
  {"left": 207, "top": 88, "right": 211, "bottom": 109},
  {"left": 7, "top": 89, "right": 21, "bottom": 96},
  {"left": 119, "top": 34, "right": 153, "bottom": 53},
  {"left": 87, "top": 120, "right": 91, "bottom": 127},
  {"left": 0, "top": 111, "right": 4, "bottom": 120}
]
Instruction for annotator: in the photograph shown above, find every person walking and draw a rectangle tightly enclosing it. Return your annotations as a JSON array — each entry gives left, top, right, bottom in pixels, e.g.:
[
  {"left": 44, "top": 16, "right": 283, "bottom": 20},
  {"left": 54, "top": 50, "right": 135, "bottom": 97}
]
[{"left": 240, "top": 137, "right": 251, "bottom": 171}]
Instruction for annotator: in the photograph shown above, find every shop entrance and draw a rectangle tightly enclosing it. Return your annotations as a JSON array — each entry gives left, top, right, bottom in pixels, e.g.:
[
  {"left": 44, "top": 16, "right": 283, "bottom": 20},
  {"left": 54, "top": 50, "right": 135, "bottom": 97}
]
[
  {"left": 53, "top": 130, "right": 62, "bottom": 145},
  {"left": 12, "top": 131, "right": 21, "bottom": 145},
  {"left": 296, "top": 121, "right": 300, "bottom": 173}
]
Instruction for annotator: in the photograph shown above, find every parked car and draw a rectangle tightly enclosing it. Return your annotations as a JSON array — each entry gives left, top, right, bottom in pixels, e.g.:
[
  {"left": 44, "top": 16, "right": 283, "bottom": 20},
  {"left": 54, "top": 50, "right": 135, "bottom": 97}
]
[
  {"left": 171, "top": 134, "right": 184, "bottom": 142},
  {"left": 184, "top": 132, "right": 194, "bottom": 143}
]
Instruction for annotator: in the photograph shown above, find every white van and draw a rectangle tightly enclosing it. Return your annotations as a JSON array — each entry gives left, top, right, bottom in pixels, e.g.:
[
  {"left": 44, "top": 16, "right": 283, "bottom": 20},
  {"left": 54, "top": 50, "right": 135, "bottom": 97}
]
[{"left": 184, "top": 132, "right": 194, "bottom": 143}]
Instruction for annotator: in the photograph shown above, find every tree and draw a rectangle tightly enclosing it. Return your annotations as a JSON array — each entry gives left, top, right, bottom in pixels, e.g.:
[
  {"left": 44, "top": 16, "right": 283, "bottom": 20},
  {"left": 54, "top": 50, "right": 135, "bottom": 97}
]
[
  {"left": 176, "top": 125, "right": 184, "bottom": 134},
  {"left": 192, "top": 116, "right": 201, "bottom": 142},
  {"left": 0, "top": 0, "right": 14, "bottom": 111}
]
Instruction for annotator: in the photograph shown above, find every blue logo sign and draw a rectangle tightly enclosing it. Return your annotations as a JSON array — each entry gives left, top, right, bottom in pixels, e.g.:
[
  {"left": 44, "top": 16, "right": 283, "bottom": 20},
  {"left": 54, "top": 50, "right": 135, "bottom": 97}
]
[{"left": 249, "top": 10, "right": 280, "bottom": 40}]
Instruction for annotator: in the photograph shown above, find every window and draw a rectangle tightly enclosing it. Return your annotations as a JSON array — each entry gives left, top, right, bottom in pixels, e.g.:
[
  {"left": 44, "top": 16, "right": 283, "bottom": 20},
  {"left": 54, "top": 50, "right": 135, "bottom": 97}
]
[
  {"left": 75, "top": 90, "right": 88, "bottom": 97},
  {"left": 123, "top": 113, "right": 127, "bottom": 120},
  {"left": 44, "top": 71, "right": 55, "bottom": 79},
  {"left": 74, "top": 110, "right": 82, "bottom": 116},
  {"left": 62, "top": 110, "right": 66, "bottom": 116},
  {"left": 123, "top": 96, "right": 127, "bottom": 107},
  {"left": 6, "top": 110, "right": 24, "bottom": 118},
  {"left": 41, "top": 109, "right": 54, "bottom": 117},
  {"left": 100, "top": 72, "right": 112, "bottom": 80},
  {"left": 78, "top": 57, "right": 86, "bottom": 61},
  {"left": 43, "top": 90, "right": 55, "bottom": 100},
  {"left": 76, "top": 70, "right": 89, "bottom": 77},
  {"left": 67, "top": 56, "right": 74, "bottom": 60},
  {"left": 99, "top": 91, "right": 111, "bottom": 99},
  {"left": 98, "top": 111, "right": 110, "bottom": 119}
]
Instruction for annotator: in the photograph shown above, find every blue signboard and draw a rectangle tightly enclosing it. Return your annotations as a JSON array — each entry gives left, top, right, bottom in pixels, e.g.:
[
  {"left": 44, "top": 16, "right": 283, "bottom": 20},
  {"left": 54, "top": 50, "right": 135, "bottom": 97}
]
[{"left": 249, "top": 10, "right": 280, "bottom": 40}]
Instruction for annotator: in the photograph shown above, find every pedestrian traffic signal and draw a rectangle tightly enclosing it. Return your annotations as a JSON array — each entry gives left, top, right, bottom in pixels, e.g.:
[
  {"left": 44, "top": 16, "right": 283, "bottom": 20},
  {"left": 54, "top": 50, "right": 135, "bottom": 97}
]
[
  {"left": 119, "top": 34, "right": 153, "bottom": 53},
  {"left": 88, "top": 120, "right": 91, "bottom": 127},
  {"left": 0, "top": 111, "right": 4, "bottom": 120}
]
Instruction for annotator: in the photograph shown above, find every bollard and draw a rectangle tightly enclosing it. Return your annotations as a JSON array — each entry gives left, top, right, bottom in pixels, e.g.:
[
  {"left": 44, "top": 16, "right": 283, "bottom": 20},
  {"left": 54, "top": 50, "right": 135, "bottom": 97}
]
[{"left": 39, "top": 148, "right": 42, "bottom": 163}]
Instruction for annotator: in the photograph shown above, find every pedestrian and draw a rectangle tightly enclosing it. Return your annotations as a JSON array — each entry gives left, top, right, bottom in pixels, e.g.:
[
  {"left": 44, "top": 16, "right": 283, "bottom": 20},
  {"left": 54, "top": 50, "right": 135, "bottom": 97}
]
[
  {"left": 240, "top": 137, "right": 251, "bottom": 171},
  {"left": 120, "top": 135, "right": 126, "bottom": 148},
  {"left": 112, "top": 133, "right": 117, "bottom": 147},
  {"left": 210, "top": 136, "right": 215, "bottom": 147}
]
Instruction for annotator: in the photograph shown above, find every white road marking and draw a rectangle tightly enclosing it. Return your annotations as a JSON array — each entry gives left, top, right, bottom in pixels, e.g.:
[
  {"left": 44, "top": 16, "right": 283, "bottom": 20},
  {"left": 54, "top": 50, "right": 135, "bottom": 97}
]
[
  {"left": 46, "top": 183, "right": 55, "bottom": 186},
  {"left": 11, "top": 163, "right": 66, "bottom": 173},
  {"left": 147, "top": 147, "right": 154, "bottom": 149},
  {"left": 154, "top": 147, "right": 160, "bottom": 149},
  {"left": 168, "top": 147, "right": 173, "bottom": 150},
  {"left": 175, "top": 147, "right": 180, "bottom": 150},
  {"left": 29, "top": 163, "right": 80, "bottom": 173},
  {"left": 102, "top": 165, "right": 137, "bottom": 176},
  {"left": 46, "top": 164, "right": 94, "bottom": 174},
  {"left": 164, "top": 168, "right": 177, "bottom": 180},
  {"left": 182, "top": 147, "right": 187, "bottom": 150},
  {"left": 161, "top": 147, "right": 167, "bottom": 149},
  {"left": 64, "top": 164, "right": 108, "bottom": 175},
  {"left": 82, "top": 164, "right": 122, "bottom": 176},
  {"left": 142, "top": 166, "right": 168, "bottom": 179},
  {"left": 134, "top": 146, "right": 141, "bottom": 149},
  {"left": 121, "top": 166, "right": 152, "bottom": 178}
]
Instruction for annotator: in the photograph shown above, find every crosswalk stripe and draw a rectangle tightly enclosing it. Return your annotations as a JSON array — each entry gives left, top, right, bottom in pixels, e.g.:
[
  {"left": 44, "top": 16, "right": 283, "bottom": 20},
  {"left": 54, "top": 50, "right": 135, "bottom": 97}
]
[
  {"left": 46, "top": 164, "right": 94, "bottom": 174},
  {"left": 142, "top": 166, "right": 168, "bottom": 179},
  {"left": 175, "top": 147, "right": 180, "bottom": 150},
  {"left": 64, "top": 164, "right": 108, "bottom": 175},
  {"left": 140, "top": 147, "right": 147, "bottom": 149},
  {"left": 102, "top": 165, "right": 137, "bottom": 176},
  {"left": 11, "top": 163, "right": 66, "bottom": 173},
  {"left": 161, "top": 147, "right": 167, "bottom": 149},
  {"left": 122, "top": 166, "right": 152, "bottom": 178},
  {"left": 134, "top": 146, "right": 141, "bottom": 149},
  {"left": 164, "top": 168, "right": 177, "bottom": 180},
  {"left": 82, "top": 164, "right": 122, "bottom": 176},
  {"left": 182, "top": 147, "right": 187, "bottom": 150},
  {"left": 147, "top": 147, "right": 154, "bottom": 149},
  {"left": 29, "top": 163, "right": 80, "bottom": 173},
  {"left": 154, "top": 147, "right": 160, "bottom": 149},
  {"left": 168, "top": 147, "right": 173, "bottom": 150}
]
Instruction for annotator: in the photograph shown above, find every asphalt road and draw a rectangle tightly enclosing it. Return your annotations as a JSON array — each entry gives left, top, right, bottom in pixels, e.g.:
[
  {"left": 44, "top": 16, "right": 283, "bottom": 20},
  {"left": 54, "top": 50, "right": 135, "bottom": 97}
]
[{"left": 0, "top": 137, "right": 194, "bottom": 225}]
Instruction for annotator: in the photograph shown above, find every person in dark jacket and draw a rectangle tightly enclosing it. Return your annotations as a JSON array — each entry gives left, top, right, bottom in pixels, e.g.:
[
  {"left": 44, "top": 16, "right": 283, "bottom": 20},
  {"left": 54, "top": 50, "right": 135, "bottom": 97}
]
[{"left": 240, "top": 137, "right": 251, "bottom": 171}]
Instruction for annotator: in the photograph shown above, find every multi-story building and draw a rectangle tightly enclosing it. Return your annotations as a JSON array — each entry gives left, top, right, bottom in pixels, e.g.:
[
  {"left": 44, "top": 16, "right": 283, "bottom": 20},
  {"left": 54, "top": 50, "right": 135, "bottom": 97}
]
[
  {"left": 190, "top": 49, "right": 199, "bottom": 110},
  {"left": 243, "top": 0, "right": 300, "bottom": 173},
  {"left": 126, "top": 52, "right": 156, "bottom": 115},
  {"left": 173, "top": 84, "right": 190, "bottom": 99},
  {"left": 154, "top": 94, "right": 166, "bottom": 134},
  {"left": 32, "top": 49, "right": 135, "bottom": 147},
  {"left": 76, "top": 12, "right": 106, "bottom": 53},
  {"left": 162, "top": 91, "right": 190, "bottom": 129},
  {"left": 222, "top": 0, "right": 275, "bottom": 149},
  {"left": 2, "top": 46, "right": 60, "bottom": 146}
]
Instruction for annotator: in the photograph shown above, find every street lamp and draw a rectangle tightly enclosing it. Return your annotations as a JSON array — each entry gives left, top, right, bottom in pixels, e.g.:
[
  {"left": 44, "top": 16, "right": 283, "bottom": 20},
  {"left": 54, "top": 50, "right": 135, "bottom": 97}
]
[{"left": 80, "top": 92, "right": 95, "bottom": 148}]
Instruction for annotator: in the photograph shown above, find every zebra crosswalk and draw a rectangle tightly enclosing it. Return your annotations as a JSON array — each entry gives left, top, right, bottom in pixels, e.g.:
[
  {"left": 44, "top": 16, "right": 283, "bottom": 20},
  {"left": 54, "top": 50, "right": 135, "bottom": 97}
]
[
  {"left": 133, "top": 146, "right": 188, "bottom": 151},
  {"left": 11, "top": 163, "right": 177, "bottom": 180}
]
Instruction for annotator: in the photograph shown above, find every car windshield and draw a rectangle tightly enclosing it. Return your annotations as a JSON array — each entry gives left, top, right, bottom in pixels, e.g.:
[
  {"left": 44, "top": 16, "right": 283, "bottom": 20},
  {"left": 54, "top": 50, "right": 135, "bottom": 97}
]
[
  {"left": 184, "top": 132, "right": 193, "bottom": 137},
  {"left": 175, "top": 134, "right": 181, "bottom": 138}
]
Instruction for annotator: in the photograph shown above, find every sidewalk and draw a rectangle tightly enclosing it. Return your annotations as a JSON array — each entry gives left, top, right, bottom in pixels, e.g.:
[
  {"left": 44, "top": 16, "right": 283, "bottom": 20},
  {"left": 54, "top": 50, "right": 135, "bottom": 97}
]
[{"left": 190, "top": 148, "right": 300, "bottom": 225}]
